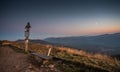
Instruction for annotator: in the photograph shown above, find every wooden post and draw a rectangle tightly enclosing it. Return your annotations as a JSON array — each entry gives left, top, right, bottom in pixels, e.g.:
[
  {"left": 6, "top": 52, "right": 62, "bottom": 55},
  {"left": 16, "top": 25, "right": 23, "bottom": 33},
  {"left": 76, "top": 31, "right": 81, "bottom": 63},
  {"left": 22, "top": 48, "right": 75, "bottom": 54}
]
[
  {"left": 46, "top": 45, "right": 52, "bottom": 56},
  {"left": 25, "top": 22, "right": 31, "bottom": 52},
  {"left": 25, "top": 39, "right": 28, "bottom": 52},
  {"left": 47, "top": 47, "right": 52, "bottom": 56}
]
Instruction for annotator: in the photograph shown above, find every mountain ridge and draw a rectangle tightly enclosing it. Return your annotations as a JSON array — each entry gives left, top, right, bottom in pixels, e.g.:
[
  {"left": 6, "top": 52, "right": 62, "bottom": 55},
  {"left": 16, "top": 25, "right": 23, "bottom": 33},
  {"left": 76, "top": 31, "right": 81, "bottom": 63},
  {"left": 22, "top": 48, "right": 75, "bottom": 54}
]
[
  {"left": 44, "top": 32, "right": 120, "bottom": 55},
  {"left": 16, "top": 39, "right": 52, "bottom": 45}
]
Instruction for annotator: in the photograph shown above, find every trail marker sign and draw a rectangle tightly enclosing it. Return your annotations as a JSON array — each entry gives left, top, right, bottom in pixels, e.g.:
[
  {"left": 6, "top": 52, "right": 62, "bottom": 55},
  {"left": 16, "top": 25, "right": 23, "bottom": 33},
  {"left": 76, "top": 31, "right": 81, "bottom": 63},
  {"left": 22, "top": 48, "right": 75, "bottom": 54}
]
[{"left": 25, "top": 22, "right": 31, "bottom": 52}]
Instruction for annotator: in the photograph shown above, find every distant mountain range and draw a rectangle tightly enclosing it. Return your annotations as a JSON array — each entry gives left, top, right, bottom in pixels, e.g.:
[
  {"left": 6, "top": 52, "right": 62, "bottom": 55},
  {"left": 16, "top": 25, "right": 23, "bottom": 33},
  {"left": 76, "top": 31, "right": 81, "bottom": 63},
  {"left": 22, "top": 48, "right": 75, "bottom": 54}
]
[
  {"left": 16, "top": 39, "right": 52, "bottom": 45},
  {"left": 16, "top": 33, "right": 120, "bottom": 55},
  {"left": 44, "top": 33, "right": 120, "bottom": 55}
]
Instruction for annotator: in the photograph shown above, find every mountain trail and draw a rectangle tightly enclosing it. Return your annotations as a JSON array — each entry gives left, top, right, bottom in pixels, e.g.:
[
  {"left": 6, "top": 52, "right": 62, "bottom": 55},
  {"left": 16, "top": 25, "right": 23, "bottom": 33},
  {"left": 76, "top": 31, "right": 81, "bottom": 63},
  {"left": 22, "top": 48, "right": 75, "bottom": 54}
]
[{"left": 0, "top": 46, "right": 60, "bottom": 72}]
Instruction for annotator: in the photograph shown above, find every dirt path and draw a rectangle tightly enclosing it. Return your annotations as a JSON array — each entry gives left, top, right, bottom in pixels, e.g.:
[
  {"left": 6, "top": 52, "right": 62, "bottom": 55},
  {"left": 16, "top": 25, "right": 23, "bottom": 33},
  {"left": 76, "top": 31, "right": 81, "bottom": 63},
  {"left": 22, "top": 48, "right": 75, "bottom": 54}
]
[
  {"left": 0, "top": 46, "right": 38, "bottom": 72},
  {"left": 0, "top": 45, "right": 61, "bottom": 72}
]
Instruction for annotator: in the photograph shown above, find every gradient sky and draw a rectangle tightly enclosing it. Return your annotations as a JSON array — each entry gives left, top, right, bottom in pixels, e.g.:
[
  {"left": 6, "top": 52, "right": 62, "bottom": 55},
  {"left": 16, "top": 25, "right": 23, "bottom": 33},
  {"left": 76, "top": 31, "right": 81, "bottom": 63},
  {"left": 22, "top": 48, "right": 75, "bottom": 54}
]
[{"left": 0, "top": 0, "right": 120, "bottom": 40}]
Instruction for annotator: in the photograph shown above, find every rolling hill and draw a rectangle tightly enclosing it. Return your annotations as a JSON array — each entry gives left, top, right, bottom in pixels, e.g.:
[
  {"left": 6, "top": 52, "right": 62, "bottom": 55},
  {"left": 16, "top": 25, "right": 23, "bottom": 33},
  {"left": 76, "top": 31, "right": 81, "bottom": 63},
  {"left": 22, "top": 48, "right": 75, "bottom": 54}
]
[
  {"left": 44, "top": 33, "right": 120, "bottom": 55},
  {"left": 16, "top": 39, "right": 52, "bottom": 45}
]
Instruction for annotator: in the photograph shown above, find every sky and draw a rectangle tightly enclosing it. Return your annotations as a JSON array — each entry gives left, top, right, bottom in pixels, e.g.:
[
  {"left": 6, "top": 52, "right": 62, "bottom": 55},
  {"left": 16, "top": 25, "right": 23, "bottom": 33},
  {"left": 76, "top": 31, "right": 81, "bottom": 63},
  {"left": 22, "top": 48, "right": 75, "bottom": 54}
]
[{"left": 0, "top": 0, "right": 120, "bottom": 40}]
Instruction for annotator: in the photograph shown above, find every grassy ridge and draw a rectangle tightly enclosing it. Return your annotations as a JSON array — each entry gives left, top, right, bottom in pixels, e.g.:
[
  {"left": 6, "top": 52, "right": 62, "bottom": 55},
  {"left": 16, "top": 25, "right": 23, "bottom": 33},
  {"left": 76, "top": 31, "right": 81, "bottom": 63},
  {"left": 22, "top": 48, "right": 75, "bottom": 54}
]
[{"left": 1, "top": 40, "right": 120, "bottom": 72}]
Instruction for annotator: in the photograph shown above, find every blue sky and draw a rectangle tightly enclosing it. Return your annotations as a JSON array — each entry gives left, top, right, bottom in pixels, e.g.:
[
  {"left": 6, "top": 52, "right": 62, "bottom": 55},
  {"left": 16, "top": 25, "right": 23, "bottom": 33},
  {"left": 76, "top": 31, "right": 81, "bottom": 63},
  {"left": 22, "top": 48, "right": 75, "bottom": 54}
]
[{"left": 0, "top": 0, "right": 120, "bottom": 40}]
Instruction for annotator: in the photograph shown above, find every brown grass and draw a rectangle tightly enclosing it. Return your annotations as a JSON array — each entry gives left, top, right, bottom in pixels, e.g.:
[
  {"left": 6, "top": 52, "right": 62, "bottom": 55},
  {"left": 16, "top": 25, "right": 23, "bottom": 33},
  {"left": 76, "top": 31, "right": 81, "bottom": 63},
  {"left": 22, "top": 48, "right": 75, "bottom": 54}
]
[{"left": 1, "top": 40, "right": 120, "bottom": 72}]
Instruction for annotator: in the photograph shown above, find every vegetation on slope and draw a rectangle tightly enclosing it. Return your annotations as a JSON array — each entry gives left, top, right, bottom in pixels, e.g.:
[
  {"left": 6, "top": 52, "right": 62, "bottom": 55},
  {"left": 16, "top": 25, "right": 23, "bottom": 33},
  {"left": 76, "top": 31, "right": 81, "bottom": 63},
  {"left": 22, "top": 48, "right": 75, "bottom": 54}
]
[{"left": 1, "top": 40, "right": 120, "bottom": 72}]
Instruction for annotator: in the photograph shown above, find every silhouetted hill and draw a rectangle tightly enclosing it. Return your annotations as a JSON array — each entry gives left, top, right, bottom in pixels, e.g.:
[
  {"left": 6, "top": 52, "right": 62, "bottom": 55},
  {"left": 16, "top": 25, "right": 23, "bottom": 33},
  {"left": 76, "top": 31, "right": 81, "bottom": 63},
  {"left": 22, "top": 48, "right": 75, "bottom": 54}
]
[
  {"left": 16, "top": 39, "right": 52, "bottom": 45},
  {"left": 44, "top": 33, "right": 120, "bottom": 55}
]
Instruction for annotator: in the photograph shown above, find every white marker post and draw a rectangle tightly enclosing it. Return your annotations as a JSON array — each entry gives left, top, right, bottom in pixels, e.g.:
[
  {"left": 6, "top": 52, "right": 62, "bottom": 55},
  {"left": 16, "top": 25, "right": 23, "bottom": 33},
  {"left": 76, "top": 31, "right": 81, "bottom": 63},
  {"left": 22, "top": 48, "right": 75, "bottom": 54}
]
[
  {"left": 25, "top": 22, "right": 31, "bottom": 52},
  {"left": 47, "top": 47, "right": 52, "bottom": 56},
  {"left": 46, "top": 45, "right": 52, "bottom": 56}
]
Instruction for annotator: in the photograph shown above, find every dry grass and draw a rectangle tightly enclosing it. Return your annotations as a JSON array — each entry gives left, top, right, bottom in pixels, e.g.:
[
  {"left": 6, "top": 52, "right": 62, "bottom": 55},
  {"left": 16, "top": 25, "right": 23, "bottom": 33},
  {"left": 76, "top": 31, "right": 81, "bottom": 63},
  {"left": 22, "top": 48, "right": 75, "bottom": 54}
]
[
  {"left": 1, "top": 40, "right": 120, "bottom": 72},
  {"left": 56, "top": 46, "right": 116, "bottom": 60},
  {"left": 55, "top": 46, "right": 120, "bottom": 72}
]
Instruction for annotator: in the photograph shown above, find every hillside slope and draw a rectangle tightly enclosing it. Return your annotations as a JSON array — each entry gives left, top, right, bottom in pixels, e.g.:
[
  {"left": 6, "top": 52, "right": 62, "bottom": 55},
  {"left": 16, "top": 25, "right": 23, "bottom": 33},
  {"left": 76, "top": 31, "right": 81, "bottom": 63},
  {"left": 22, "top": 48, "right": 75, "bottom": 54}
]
[{"left": 1, "top": 40, "right": 120, "bottom": 72}]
